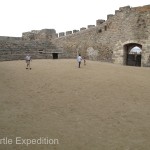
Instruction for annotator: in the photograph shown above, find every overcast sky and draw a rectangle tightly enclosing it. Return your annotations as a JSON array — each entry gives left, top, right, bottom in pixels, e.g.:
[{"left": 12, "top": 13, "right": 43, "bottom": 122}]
[{"left": 0, "top": 0, "right": 149, "bottom": 37}]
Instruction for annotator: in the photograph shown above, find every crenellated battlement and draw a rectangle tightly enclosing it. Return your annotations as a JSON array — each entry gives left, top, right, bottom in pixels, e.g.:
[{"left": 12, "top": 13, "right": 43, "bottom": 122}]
[
  {"left": 53, "top": 4, "right": 150, "bottom": 39},
  {"left": 1, "top": 5, "right": 150, "bottom": 40},
  {"left": 19, "top": 5, "right": 150, "bottom": 39},
  {"left": 0, "top": 4, "right": 150, "bottom": 67}
]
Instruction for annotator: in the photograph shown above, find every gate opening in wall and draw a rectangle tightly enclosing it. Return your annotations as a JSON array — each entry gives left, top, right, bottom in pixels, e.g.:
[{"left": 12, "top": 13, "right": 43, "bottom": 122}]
[
  {"left": 52, "top": 53, "right": 58, "bottom": 59},
  {"left": 124, "top": 43, "right": 142, "bottom": 67}
]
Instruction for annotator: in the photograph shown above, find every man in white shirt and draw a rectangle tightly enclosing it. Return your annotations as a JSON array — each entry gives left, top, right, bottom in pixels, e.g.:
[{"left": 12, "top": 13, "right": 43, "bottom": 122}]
[
  {"left": 25, "top": 54, "right": 32, "bottom": 70},
  {"left": 77, "top": 54, "right": 82, "bottom": 68}
]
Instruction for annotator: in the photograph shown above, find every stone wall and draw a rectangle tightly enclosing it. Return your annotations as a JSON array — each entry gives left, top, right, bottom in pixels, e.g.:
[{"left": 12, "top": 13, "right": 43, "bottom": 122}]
[
  {"left": 0, "top": 39, "right": 63, "bottom": 61},
  {"left": 0, "top": 36, "right": 21, "bottom": 41},
  {"left": 22, "top": 29, "right": 58, "bottom": 40},
  {"left": 0, "top": 5, "right": 150, "bottom": 67},
  {"left": 51, "top": 5, "right": 150, "bottom": 66},
  {"left": 0, "top": 29, "right": 63, "bottom": 61}
]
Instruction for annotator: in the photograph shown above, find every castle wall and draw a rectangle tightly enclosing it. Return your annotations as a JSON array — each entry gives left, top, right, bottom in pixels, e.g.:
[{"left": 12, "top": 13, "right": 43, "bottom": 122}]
[
  {"left": 22, "top": 29, "right": 58, "bottom": 40},
  {"left": 0, "top": 5, "right": 150, "bottom": 67},
  {"left": 0, "top": 40, "right": 63, "bottom": 61},
  {"left": 0, "top": 36, "right": 21, "bottom": 41},
  {"left": 0, "top": 29, "right": 62, "bottom": 61},
  {"left": 52, "top": 5, "right": 150, "bottom": 66}
]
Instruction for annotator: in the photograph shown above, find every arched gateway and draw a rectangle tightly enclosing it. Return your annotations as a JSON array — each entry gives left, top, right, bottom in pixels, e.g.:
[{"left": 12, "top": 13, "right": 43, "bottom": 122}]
[{"left": 124, "top": 43, "right": 142, "bottom": 67}]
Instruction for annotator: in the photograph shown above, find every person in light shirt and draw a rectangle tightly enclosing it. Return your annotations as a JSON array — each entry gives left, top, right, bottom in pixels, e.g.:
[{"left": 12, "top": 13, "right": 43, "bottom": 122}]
[
  {"left": 25, "top": 54, "right": 32, "bottom": 70},
  {"left": 77, "top": 54, "right": 82, "bottom": 68}
]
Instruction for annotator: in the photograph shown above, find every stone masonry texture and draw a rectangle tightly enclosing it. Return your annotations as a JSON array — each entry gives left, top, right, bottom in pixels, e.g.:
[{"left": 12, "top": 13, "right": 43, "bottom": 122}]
[{"left": 0, "top": 5, "right": 150, "bottom": 67}]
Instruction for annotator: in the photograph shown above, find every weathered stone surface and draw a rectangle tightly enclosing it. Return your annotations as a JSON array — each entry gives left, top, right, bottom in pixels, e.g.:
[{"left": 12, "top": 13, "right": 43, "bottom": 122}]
[
  {"left": 22, "top": 29, "right": 57, "bottom": 40},
  {"left": 0, "top": 39, "right": 62, "bottom": 61},
  {"left": 52, "top": 5, "right": 150, "bottom": 66},
  {"left": 0, "top": 5, "right": 150, "bottom": 67},
  {"left": 73, "top": 30, "right": 79, "bottom": 33},
  {"left": 66, "top": 31, "right": 72, "bottom": 35},
  {"left": 80, "top": 27, "right": 86, "bottom": 31},
  {"left": 96, "top": 19, "right": 105, "bottom": 26},
  {"left": 87, "top": 25, "right": 95, "bottom": 28},
  {"left": 107, "top": 14, "right": 114, "bottom": 20},
  {"left": 59, "top": 32, "right": 65, "bottom": 37}
]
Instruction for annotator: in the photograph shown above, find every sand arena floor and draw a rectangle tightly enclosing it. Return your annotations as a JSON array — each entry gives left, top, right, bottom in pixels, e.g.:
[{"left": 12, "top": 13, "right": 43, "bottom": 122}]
[{"left": 0, "top": 59, "right": 150, "bottom": 150}]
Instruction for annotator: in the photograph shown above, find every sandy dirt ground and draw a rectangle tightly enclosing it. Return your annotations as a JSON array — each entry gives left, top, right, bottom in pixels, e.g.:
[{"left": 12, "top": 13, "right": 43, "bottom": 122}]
[{"left": 0, "top": 59, "right": 150, "bottom": 150}]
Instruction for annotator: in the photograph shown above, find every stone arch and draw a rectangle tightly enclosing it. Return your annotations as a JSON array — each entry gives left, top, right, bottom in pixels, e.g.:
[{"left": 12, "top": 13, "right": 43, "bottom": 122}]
[
  {"left": 113, "top": 40, "right": 144, "bottom": 65},
  {"left": 123, "top": 43, "right": 142, "bottom": 66}
]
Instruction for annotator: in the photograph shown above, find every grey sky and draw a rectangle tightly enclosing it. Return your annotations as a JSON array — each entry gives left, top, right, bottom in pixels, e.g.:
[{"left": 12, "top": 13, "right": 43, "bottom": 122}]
[{"left": 0, "top": 0, "right": 149, "bottom": 37}]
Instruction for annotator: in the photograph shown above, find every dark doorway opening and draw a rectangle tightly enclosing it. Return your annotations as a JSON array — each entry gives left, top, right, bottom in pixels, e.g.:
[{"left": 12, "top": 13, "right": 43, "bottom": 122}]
[
  {"left": 124, "top": 43, "right": 142, "bottom": 67},
  {"left": 52, "top": 53, "right": 58, "bottom": 59},
  {"left": 127, "top": 54, "right": 141, "bottom": 66}
]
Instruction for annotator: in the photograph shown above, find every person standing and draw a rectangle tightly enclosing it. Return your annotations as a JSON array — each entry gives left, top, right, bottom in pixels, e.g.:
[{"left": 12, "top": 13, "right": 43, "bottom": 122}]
[
  {"left": 77, "top": 54, "right": 82, "bottom": 68},
  {"left": 25, "top": 54, "right": 32, "bottom": 70},
  {"left": 83, "top": 56, "right": 86, "bottom": 65}
]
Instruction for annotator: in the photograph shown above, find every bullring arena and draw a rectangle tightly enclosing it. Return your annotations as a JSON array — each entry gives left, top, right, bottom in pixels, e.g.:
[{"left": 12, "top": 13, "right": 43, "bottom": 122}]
[
  {"left": 0, "top": 4, "right": 150, "bottom": 150},
  {"left": 0, "top": 59, "right": 150, "bottom": 150}
]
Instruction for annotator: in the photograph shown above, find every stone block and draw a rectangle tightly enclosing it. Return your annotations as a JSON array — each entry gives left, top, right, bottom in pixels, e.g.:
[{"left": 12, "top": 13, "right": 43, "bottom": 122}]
[
  {"left": 87, "top": 25, "right": 95, "bottom": 28},
  {"left": 80, "top": 27, "right": 86, "bottom": 31},
  {"left": 66, "top": 31, "right": 72, "bottom": 35},
  {"left": 96, "top": 19, "right": 105, "bottom": 26}
]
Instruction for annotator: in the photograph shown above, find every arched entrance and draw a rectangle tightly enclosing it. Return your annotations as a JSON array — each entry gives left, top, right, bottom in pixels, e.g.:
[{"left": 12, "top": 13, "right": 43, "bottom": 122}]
[{"left": 124, "top": 43, "right": 142, "bottom": 67}]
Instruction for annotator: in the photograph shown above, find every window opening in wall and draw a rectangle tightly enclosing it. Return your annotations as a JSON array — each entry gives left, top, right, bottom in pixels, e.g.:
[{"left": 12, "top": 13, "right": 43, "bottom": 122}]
[{"left": 98, "top": 29, "right": 102, "bottom": 33}]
